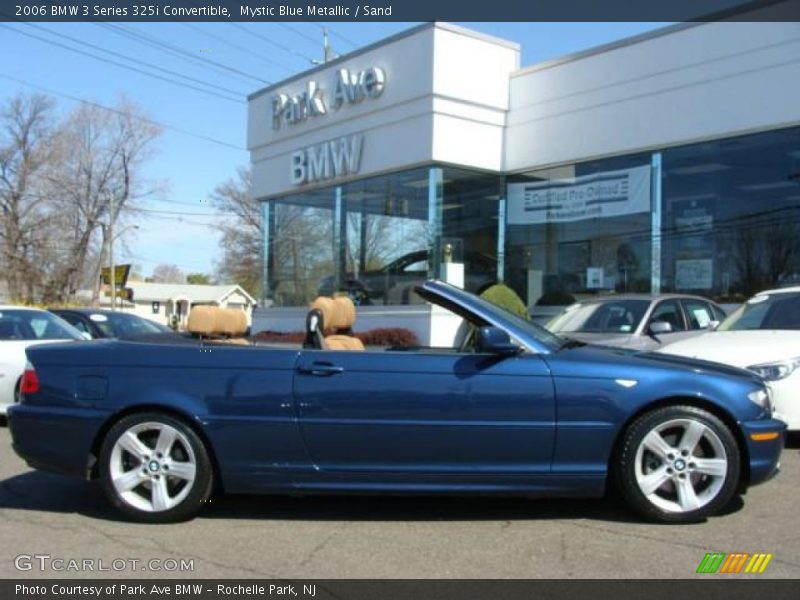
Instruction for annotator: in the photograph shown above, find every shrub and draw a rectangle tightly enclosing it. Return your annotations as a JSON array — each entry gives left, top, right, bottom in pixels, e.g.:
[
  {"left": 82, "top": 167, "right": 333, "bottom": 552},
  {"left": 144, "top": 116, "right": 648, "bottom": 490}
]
[
  {"left": 479, "top": 283, "right": 530, "bottom": 320},
  {"left": 252, "top": 330, "right": 306, "bottom": 344},
  {"left": 356, "top": 328, "right": 419, "bottom": 347}
]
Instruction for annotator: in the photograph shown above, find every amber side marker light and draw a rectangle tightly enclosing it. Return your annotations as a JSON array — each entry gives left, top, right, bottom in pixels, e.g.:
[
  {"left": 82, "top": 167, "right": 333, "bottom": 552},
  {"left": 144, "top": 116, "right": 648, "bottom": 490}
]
[{"left": 750, "top": 432, "right": 780, "bottom": 441}]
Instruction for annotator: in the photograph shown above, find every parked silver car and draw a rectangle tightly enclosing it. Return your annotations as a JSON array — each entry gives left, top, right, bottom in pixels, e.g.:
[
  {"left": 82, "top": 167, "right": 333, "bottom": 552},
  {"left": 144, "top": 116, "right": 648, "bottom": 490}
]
[{"left": 545, "top": 294, "right": 726, "bottom": 350}]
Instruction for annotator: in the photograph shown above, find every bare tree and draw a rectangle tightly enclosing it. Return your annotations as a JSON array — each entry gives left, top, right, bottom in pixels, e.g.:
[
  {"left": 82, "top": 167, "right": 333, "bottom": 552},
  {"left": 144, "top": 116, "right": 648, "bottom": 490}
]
[
  {"left": 0, "top": 93, "right": 59, "bottom": 302},
  {"left": 212, "top": 167, "right": 262, "bottom": 296},
  {"left": 41, "top": 97, "right": 161, "bottom": 303},
  {"left": 151, "top": 263, "right": 185, "bottom": 284}
]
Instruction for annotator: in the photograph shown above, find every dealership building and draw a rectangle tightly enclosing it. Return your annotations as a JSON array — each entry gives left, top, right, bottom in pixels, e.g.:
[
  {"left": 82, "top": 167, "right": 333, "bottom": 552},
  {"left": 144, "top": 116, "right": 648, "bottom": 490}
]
[{"left": 248, "top": 16, "right": 800, "bottom": 342}]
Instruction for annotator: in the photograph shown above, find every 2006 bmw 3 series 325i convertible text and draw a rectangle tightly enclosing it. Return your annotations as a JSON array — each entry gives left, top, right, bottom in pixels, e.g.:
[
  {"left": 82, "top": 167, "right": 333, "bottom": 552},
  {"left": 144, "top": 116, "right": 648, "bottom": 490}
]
[{"left": 8, "top": 281, "right": 785, "bottom": 524}]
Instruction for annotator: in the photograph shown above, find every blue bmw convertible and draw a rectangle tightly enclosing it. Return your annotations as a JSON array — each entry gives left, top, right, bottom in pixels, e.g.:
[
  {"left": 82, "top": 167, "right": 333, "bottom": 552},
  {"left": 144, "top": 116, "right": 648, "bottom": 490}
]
[{"left": 8, "top": 281, "right": 785, "bottom": 523}]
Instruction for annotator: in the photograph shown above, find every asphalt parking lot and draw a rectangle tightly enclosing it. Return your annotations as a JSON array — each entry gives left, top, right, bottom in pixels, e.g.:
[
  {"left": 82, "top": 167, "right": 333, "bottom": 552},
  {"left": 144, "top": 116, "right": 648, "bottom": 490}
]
[{"left": 0, "top": 425, "right": 798, "bottom": 579}]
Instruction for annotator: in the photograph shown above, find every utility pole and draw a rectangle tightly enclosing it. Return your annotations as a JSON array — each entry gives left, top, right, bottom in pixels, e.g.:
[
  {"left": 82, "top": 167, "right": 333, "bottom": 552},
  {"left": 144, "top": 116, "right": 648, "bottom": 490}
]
[
  {"left": 311, "top": 28, "right": 338, "bottom": 65},
  {"left": 108, "top": 193, "right": 116, "bottom": 311}
]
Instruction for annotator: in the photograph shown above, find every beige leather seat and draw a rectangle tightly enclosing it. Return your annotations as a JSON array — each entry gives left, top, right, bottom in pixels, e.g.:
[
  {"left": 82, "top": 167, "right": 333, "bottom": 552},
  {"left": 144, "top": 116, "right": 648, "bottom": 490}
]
[
  {"left": 187, "top": 305, "right": 249, "bottom": 345},
  {"left": 305, "top": 295, "right": 364, "bottom": 351}
]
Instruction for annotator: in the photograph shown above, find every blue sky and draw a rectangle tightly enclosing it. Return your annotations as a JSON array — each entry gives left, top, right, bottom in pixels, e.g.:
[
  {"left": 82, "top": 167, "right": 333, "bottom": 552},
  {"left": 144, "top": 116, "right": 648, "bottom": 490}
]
[{"left": 0, "top": 21, "right": 665, "bottom": 279}]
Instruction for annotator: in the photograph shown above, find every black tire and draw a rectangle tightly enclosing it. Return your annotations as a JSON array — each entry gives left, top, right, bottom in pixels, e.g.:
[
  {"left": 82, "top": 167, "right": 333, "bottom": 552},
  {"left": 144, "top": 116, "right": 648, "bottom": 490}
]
[
  {"left": 99, "top": 412, "right": 213, "bottom": 523},
  {"left": 615, "top": 405, "right": 740, "bottom": 523}
]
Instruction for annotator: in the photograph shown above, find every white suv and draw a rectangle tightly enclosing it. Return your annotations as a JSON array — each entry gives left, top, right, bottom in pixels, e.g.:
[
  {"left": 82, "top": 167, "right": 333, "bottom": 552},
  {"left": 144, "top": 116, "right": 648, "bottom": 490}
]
[{"left": 657, "top": 287, "right": 800, "bottom": 430}]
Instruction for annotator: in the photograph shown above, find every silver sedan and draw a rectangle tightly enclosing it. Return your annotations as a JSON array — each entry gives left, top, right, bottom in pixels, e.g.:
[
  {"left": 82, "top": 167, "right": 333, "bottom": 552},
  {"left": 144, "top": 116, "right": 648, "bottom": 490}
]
[{"left": 545, "top": 294, "right": 727, "bottom": 351}]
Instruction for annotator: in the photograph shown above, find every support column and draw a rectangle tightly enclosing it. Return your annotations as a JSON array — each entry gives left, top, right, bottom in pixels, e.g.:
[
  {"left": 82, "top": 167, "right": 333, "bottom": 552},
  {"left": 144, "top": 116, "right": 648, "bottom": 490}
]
[
  {"left": 650, "top": 152, "right": 663, "bottom": 294},
  {"left": 427, "top": 167, "right": 444, "bottom": 280}
]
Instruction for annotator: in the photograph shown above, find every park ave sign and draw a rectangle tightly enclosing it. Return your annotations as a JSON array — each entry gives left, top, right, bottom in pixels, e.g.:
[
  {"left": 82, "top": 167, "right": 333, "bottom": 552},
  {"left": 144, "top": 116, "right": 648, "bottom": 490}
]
[
  {"left": 272, "top": 67, "right": 387, "bottom": 130},
  {"left": 272, "top": 67, "right": 385, "bottom": 186}
]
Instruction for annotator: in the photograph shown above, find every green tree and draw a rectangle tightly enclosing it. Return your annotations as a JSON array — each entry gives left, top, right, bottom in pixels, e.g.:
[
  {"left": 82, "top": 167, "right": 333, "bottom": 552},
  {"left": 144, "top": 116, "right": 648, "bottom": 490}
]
[{"left": 186, "top": 272, "right": 212, "bottom": 285}]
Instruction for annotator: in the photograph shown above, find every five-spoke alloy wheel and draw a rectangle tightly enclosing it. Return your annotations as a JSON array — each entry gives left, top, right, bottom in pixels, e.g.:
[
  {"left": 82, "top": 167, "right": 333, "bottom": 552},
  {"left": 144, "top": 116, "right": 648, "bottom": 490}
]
[
  {"left": 99, "top": 412, "right": 213, "bottom": 523},
  {"left": 616, "top": 405, "right": 740, "bottom": 523}
]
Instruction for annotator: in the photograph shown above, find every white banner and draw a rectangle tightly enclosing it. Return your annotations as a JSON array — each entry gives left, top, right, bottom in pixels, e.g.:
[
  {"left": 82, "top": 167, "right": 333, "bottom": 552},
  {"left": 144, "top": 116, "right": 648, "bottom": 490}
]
[{"left": 507, "top": 165, "right": 651, "bottom": 225}]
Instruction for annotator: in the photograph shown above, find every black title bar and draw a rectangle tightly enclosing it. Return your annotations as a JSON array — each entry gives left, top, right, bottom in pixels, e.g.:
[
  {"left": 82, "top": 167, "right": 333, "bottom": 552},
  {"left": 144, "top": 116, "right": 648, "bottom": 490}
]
[
  {"left": 5, "top": 580, "right": 800, "bottom": 600},
  {"left": 3, "top": 0, "right": 800, "bottom": 22}
]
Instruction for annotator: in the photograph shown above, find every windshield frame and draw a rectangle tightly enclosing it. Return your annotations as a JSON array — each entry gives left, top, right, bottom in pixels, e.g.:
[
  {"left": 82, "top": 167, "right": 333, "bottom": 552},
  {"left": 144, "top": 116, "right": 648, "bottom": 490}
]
[{"left": 718, "top": 291, "right": 800, "bottom": 331}]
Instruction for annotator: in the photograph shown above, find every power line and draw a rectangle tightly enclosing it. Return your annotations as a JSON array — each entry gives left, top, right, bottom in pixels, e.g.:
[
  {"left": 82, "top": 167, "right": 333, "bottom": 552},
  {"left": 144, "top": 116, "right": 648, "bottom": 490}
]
[
  {"left": 229, "top": 23, "right": 316, "bottom": 64},
  {"left": 124, "top": 206, "right": 220, "bottom": 217},
  {"left": 1, "top": 24, "right": 244, "bottom": 105},
  {"left": 181, "top": 23, "right": 296, "bottom": 74},
  {"left": 277, "top": 22, "right": 322, "bottom": 47},
  {"left": 0, "top": 72, "right": 245, "bottom": 151},
  {"left": 26, "top": 22, "right": 248, "bottom": 99},
  {"left": 312, "top": 23, "right": 358, "bottom": 49},
  {"left": 99, "top": 22, "right": 271, "bottom": 86}
]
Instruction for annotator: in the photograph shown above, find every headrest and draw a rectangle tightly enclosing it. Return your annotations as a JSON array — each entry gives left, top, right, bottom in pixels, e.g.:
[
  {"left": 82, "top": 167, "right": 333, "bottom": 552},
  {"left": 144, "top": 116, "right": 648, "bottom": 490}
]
[
  {"left": 187, "top": 305, "right": 247, "bottom": 337},
  {"left": 217, "top": 308, "right": 248, "bottom": 336},
  {"left": 187, "top": 305, "right": 216, "bottom": 335},
  {"left": 331, "top": 296, "right": 356, "bottom": 330},
  {"left": 310, "top": 297, "right": 337, "bottom": 335}
]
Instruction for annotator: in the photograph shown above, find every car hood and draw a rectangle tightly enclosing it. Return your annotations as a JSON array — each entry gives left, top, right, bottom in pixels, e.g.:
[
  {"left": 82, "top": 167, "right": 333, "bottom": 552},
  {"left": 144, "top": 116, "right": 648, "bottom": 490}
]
[
  {"left": 656, "top": 330, "right": 800, "bottom": 368},
  {"left": 561, "top": 332, "right": 635, "bottom": 348},
  {"left": 550, "top": 342, "right": 763, "bottom": 385}
]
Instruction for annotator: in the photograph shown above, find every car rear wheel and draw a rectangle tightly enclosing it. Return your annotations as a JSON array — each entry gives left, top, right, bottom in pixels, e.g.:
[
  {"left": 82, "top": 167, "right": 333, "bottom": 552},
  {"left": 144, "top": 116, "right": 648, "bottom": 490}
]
[
  {"left": 616, "top": 405, "right": 740, "bottom": 523},
  {"left": 99, "top": 412, "right": 213, "bottom": 523}
]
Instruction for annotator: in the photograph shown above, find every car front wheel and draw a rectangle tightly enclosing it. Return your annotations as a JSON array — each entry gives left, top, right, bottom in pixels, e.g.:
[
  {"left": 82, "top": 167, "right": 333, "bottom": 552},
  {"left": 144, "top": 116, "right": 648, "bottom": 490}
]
[
  {"left": 616, "top": 405, "right": 740, "bottom": 523},
  {"left": 99, "top": 412, "right": 213, "bottom": 523}
]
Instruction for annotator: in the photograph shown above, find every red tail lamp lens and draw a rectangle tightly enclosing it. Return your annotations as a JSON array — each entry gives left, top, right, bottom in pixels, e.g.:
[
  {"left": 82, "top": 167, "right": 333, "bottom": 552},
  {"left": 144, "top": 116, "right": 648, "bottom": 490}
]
[{"left": 20, "top": 368, "right": 39, "bottom": 395}]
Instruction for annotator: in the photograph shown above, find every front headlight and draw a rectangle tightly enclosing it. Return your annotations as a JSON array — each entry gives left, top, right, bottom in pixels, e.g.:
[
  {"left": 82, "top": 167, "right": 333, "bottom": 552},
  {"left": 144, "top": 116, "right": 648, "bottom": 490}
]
[
  {"left": 747, "top": 388, "right": 772, "bottom": 411},
  {"left": 747, "top": 357, "right": 800, "bottom": 381}
]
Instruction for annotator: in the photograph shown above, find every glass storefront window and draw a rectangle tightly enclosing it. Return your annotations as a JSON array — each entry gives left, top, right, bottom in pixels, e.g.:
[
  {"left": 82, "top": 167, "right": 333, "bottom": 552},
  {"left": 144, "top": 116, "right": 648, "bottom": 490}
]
[
  {"left": 337, "top": 168, "right": 432, "bottom": 305},
  {"left": 505, "top": 154, "right": 654, "bottom": 310},
  {"left": 265, "top": 188, "right": 334, "bottom": 307},
  {"left": 262, "top": 166, "right": 501, "bottom": 307},
  {"left": 661, "top": 127, "right": 800, "bottom": 301}
]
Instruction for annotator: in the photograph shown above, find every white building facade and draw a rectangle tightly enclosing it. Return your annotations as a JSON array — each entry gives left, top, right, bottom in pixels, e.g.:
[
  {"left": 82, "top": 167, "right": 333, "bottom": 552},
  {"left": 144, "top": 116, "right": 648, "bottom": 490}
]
[{"left": 248, "top": 18, "right": 800, "bottom": 343}]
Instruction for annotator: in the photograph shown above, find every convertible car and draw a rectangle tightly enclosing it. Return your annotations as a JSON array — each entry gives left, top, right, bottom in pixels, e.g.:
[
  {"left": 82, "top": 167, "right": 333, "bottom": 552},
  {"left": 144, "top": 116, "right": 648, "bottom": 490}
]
[{"left": 8, "top": 281, "right": 785, "bottom": 524}]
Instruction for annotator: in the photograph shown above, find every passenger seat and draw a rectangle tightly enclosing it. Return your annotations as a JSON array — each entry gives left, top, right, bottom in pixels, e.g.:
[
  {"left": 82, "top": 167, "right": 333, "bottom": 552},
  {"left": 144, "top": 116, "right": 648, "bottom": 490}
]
[{"left": 304, "top": 296, "right": 364, "bottom": 351}]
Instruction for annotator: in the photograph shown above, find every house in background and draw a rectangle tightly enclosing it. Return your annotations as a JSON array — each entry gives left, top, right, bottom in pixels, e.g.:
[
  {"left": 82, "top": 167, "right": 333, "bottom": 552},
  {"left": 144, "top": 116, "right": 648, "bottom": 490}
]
[{"left": 95, "top": 282, "right": 257, "bottom": 329}]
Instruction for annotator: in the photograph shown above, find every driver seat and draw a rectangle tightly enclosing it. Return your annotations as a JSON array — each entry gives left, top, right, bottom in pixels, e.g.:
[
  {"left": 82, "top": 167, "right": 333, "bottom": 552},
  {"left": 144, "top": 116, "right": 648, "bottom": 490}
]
[{"left": 304, "top": 296, "right": 364, "bottom": 351}]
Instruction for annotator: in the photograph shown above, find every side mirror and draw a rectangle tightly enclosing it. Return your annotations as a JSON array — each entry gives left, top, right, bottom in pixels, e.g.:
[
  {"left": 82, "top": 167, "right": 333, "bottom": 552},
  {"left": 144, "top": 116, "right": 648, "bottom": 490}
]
[
  {"left": 708, "top": 320, "right": 720, "bottom": 331},
  {"left": 80, "top": 332, "right": 93, "bottom": 340},
  {"left": 648, "top": 321, "right": 673, "bottom": 336},
  {"left": 476, "top": 326, "right": 520, "bottom": 356}
]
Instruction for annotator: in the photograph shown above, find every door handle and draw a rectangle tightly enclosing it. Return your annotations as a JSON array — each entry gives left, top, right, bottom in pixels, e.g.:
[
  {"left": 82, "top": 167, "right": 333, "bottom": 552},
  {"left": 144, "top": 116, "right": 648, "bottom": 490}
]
[{"left": 297, "top": 363, "right": 344, "bottom": 376}]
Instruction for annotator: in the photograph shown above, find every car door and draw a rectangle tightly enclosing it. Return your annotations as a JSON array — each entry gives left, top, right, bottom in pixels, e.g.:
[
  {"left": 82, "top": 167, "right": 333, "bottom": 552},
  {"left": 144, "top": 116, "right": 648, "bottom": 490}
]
[
  {"left": 642, "top": 299, "right": 695, "bottom": 348},
  {"left": 292, "top": 348, "right": 556, "bottom": 477},
  {"left": 680, "top": 299, "right": 718, "bottom": 334}
]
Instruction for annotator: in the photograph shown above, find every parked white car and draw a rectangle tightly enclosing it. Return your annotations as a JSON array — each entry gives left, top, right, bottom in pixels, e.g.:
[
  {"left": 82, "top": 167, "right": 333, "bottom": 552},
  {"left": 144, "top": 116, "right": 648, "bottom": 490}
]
[
  {"left": 657, "top": 287, "right": 800, "bottom": 430},
  {"left": 0, "top": 306, "right": 85, "bottom": 415}
]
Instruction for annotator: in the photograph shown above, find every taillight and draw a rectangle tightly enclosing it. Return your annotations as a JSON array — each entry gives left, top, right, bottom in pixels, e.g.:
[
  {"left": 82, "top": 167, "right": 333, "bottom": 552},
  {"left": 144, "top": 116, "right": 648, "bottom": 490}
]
[{"left": 20, "top": 363, "right": 39, "bottom": 395}]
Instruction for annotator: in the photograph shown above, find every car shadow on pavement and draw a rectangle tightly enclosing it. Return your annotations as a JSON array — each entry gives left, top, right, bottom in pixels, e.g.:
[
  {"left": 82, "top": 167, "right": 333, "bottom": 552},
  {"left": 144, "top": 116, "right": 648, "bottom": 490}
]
[{"left": 0, "top": 469, "right": 746, "bottom": 525}]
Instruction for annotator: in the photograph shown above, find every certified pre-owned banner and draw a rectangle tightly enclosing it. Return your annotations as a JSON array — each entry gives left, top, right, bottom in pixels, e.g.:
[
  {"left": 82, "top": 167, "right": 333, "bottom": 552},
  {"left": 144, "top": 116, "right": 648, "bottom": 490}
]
[{"left": 507, "top": 164, "right": 651, "bottom": 225}]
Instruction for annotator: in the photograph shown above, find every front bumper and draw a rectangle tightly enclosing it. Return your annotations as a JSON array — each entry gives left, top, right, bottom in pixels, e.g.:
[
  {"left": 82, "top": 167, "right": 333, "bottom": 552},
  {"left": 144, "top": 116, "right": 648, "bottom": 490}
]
[
  {"left": 742, "top": 417, "right": 787, "bottom": 486},
  {"left": 8, "top": 404, "right": 109, "bottom": 478}
]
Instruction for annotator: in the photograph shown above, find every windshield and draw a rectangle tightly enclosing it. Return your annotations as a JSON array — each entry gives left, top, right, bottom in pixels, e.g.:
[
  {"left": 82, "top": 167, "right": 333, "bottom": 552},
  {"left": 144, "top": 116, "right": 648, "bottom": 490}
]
[
  {"left": 547, "top": 299, "right": 650, "bottom": 334},
  {"left": 718, "top": 291, "right": 800, "bottom": 331},
  {"left": 0, "top": 309, "right": 84, "bottom": 341},
  {"left": 93, "top": 313, "right": 168, "bottom": 338}
]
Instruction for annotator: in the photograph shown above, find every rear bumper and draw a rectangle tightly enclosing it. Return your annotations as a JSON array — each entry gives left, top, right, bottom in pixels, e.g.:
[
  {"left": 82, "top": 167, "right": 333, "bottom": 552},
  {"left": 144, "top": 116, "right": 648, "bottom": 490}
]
[
  {"left": 742, "top": 418, "right": 787, "bottom": 486},
  {"left": 8, "top": 404, "right": 109, "bottom": 478}
]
